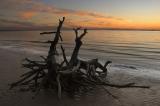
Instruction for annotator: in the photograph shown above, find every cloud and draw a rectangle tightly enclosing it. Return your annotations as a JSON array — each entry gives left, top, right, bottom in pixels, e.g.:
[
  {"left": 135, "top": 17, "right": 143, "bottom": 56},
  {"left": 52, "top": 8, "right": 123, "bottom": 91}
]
[
  {"left": 0, "top": 0, "right": 127, "bottom": 30},
  {"left": 0, "top": 18, "right": 56, "bottom": 30},
  {"left": 0, "top": 0, "right": 34, "bottom": 11},
  {"left": 24, "top": 3, "right": 124, "bottom": 21},
  {"left": 0, "top": 0, "right": 123, "bottom": 21},
  {"left": 20, "top": 11, "right": 36, "bottom": 19},
  {"left": 0, "top": 18, "right": 36, "bottom": 27}
]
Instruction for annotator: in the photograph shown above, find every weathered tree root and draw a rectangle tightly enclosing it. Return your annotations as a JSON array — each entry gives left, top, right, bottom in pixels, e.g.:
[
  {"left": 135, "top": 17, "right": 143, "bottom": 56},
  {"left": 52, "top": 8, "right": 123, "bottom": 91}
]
[{"left": 10, "top": 17, "right": 150, "bottom": 100}]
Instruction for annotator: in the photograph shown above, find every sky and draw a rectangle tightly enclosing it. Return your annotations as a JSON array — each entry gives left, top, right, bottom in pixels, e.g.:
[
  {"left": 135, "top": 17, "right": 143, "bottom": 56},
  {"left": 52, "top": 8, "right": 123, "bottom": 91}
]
[{"left": 0, "top": 0, "right": 160, "bottom": 30}]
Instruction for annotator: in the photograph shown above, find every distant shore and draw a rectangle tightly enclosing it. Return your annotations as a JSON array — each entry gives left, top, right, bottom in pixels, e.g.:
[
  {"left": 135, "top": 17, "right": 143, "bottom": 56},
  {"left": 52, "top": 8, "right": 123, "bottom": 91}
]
[
  {"left": 0, "top": 48, "right": 160, "bottom": 106},
  {"left": 1, "top": 28, "right": 160, "bottom": 32}
]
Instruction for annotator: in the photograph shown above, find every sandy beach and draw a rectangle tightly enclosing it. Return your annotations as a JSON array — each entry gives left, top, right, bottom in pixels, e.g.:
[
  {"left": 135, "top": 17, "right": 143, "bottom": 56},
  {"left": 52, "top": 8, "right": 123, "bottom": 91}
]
[
  {"left": 0, "top": 48, "right": 160, "bottom": 106},
  {"left": 1, "top": 0, "right": 160, "bottom": 105}
]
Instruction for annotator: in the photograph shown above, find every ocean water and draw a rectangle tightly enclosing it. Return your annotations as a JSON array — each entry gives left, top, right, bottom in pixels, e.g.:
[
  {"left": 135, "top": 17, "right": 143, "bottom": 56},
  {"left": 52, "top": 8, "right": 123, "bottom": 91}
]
[{"left": 0, "top": 30, "right": 160, "bottom": 78}]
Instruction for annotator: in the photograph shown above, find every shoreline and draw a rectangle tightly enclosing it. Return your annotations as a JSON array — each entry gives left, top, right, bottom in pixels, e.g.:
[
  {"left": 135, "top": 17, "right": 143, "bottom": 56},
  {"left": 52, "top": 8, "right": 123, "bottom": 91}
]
[{"left": 0, "top": 48, "right": 160, "bottom": 106}]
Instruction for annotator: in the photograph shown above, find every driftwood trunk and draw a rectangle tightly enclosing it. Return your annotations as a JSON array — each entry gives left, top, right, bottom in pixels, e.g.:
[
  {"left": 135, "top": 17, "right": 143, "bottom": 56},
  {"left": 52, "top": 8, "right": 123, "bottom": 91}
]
[{"left": 10, "top": 17, "right": 150, "bottom": 100}]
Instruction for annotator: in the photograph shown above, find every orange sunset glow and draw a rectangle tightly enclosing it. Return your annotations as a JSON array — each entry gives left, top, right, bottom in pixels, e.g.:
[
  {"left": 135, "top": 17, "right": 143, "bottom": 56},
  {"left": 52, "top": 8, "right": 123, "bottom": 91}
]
[{"left": 0, "top": 0, "right": 160, "bottom": 30}]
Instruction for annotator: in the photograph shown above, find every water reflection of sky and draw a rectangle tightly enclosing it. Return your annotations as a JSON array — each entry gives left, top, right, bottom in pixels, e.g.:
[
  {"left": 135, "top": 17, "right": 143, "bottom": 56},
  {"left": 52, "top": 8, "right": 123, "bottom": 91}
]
[{"left": 0, "top": 30, "right": 160, "bottom": 70}]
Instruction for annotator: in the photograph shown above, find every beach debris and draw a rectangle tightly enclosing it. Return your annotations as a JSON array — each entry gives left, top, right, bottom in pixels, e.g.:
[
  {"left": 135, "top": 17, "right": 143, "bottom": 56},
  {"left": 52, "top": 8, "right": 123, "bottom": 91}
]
[{"left": 10, "top": 17, "right": 150, "bottom": 100}]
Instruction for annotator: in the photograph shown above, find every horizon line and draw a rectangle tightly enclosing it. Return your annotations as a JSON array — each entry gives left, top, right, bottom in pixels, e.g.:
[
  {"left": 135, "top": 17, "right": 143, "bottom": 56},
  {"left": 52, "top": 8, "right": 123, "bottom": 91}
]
[{"left": 0, "top": 28, "right": 160, "bottom": 32}]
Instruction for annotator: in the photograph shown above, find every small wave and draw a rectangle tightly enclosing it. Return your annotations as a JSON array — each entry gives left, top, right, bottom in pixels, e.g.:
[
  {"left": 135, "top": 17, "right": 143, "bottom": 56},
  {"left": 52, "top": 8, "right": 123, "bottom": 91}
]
[
  {"left": 110, "top": 64, "right": 160, "bottom": 80},
  {"left": 0, "top": 45, "right": 47, "bottom": 55},
  {"left": 79, "top": 47, "right": 160, "bottom": 61},
  {"left": 113, "top": 64, "right": 138, "bottom": 70}
]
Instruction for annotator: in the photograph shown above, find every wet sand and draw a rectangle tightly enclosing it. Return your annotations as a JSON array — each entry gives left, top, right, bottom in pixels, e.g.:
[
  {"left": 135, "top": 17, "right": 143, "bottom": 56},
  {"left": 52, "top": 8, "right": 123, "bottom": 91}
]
[{"left": 0, "top": 48, "right": 160, "bottom": 106}]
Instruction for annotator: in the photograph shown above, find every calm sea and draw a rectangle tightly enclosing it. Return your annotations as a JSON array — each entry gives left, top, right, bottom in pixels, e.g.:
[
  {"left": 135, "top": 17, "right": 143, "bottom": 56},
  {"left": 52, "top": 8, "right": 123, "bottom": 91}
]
[{"left": 0, "top": 30, "right": 160, "bottom": 72}]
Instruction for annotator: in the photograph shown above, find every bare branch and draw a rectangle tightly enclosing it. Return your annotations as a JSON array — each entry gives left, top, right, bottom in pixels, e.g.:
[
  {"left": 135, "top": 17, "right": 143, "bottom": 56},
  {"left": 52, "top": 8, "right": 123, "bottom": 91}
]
[
  {"left": 73, "top": 27, "right": 81, "bottom": 39},
  {"left": 79, "top": 29, "right": 87, "bottom": 40},
  {"left": 69, "top": 29, "right": 87, "bottom": 65},
  {"left": 40, "top": 32, "right": 56, "bottom": 35},
  {"left": 60, "top": 45, "right": 69, "bottom": 65},
  {"left": 56, "top": 74, "right": 61, "bottom": 99}
]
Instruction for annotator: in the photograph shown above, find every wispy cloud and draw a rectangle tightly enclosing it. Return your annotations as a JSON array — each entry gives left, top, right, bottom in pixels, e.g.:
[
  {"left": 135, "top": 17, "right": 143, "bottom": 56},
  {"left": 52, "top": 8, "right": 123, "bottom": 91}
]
[
  {"left": 0, "top": 18, "right": 56, "bottom": 30},
  {"left": 0, "top": 0, "right": 128, "bottom": 30},
  {"left": 0, "top": 18, "right": 35, "bottom": 27},
  {"left": 20, "top": 11, "right": 36, "bottom": 19}
]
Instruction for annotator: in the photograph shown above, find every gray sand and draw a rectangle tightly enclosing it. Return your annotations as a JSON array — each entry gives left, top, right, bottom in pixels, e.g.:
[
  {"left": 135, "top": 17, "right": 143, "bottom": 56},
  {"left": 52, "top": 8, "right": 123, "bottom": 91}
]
[{"left": 0, "top": 48, "right": 160, "bottom": 106}]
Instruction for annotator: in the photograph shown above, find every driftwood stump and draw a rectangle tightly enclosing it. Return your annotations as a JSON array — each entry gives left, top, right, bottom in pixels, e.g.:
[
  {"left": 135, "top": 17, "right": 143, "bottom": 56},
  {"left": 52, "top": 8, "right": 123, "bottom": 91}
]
[{"left": 10, "top": 17, "right": 150, "bottom": 100}]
